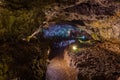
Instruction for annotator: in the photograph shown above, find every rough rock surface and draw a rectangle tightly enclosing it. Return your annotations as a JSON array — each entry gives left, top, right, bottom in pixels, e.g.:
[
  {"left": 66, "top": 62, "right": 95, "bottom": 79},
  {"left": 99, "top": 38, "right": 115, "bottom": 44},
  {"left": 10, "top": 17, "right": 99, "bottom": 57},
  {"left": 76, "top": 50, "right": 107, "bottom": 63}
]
[
  {"left": 43, "top": 2, "right": 120, "bottom": 79},
  {"left": 0, "top": 0, "right": 120, "bottom": 80},
  {"left": 68, "top": 42, "right": 120, "bottom": 80},
  {"left": 0, "top": 42, "right": 48, "bottom": 80},
  {"left": 44, "top": 0, "right": 120, "bottom": 42}
]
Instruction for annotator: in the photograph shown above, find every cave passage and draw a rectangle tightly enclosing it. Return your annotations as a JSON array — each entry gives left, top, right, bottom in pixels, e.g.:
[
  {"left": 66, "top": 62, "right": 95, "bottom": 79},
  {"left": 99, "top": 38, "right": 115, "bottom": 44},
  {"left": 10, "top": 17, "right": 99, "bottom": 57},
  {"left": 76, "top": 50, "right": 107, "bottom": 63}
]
[{"left": 45, "top": 24, "right": 94, "bottom": 80}]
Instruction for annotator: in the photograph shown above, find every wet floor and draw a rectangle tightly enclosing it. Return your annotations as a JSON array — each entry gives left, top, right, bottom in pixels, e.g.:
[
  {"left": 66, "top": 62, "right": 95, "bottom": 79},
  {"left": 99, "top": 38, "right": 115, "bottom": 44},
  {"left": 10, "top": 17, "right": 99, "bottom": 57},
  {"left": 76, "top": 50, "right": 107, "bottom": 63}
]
[
  {"left": 46, "top": 58, "right": 77, "bottom": 80},
  {"left": 46, "top": 47, "right": 77, "bottom": 80}
]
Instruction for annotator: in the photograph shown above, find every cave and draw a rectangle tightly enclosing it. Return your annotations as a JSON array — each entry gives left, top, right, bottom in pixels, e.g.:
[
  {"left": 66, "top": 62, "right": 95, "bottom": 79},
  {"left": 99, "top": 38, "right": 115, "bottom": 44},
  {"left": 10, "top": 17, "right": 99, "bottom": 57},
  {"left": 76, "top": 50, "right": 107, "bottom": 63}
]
[{"left": 0, "top": 0, "right": 120, "bottom": 80}]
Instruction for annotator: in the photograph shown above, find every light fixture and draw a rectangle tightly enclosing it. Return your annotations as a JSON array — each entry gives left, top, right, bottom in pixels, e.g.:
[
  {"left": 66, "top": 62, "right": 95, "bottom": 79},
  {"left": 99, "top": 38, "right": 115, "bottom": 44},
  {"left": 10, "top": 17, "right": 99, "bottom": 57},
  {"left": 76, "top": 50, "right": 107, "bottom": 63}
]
[{"left": 72, "top": 45, "right": 77, "bottom": 50}]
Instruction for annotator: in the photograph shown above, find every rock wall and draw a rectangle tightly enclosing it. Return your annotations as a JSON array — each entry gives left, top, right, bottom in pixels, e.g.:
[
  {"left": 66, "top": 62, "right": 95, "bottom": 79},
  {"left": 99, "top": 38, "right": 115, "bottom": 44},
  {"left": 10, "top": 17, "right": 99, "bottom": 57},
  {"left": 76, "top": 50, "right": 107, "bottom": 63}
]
[
  {"left": 0, "top": 0, "right": 49, "bottom": 80},
  {"left": 68, "top": 42, "right": 120, "bottom": 80},
  {"left": 43, "top": 0, "right": 120, "bottom": 43},
  {"left": 0, "top": 0, "right": 120, "bottom": 80},
  {"left": 0, "top": 42, "right": 49, "bottom": 80}
]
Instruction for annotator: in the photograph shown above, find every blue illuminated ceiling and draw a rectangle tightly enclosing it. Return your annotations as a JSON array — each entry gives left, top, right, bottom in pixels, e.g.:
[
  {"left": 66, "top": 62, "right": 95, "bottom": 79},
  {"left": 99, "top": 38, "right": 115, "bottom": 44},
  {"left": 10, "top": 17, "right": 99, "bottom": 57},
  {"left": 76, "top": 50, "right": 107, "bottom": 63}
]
[
  {"left": 43, "top": 24, "right": 77, "bottom": 39},
  {"left": 42, "top": 24, "right": 91, "bottom": 47}
]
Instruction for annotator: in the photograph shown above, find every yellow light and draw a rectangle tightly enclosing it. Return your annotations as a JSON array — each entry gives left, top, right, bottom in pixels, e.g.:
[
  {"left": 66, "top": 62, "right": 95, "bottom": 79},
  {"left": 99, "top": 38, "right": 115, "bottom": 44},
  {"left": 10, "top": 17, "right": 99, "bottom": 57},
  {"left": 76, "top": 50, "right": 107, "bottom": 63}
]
[{"left": 72, "top": 45, "right": 77, "bottom": 50}]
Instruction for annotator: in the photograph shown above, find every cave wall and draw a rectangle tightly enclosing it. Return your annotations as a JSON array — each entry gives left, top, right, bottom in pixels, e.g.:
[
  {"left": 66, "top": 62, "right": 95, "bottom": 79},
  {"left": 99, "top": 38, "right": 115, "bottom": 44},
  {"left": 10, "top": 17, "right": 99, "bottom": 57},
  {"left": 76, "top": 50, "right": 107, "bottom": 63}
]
[
  {"left": 43, "top": 0, "right": 120, "bottom": 43},
  {"left": 0, "top": 42, "right": 48, "bottom": 80},
  {"left": 0, "top": 0, "right": 50, "bottom": 80},
  {"left": 0, "top": 0, "right": 120, "bottom": 80}
]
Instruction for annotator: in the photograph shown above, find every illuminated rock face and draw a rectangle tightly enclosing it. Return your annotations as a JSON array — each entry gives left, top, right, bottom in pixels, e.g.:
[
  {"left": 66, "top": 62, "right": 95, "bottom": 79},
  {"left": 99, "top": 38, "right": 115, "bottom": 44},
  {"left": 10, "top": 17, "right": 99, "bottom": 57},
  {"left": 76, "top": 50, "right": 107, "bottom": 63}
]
[
  {"left": 43, "top": 24, "right": 91, "bottom": 40},
  {"left": 44, "top": 0, "right": 120, "bottom": 42},
  {"left": 43, "top": 24, "right": 77, "bottom": 47},
  {"left": 67, "top": 42, "right": 120, "bottom": 80},
  {"left": 41, "top": 24, "right": 93, "bottom": 48},
  {"left": 43, "top": 24, "right": 76, "bottom": 38}
]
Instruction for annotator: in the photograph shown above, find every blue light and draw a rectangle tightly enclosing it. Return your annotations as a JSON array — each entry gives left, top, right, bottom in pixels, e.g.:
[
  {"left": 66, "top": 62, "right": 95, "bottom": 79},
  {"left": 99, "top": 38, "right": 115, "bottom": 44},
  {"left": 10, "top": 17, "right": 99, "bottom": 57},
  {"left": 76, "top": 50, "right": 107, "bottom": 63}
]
[
  {"left": 76, "top": 35, "right": 86, "bottom": 40},
  {"left": 43, "top": 24, "right": 77, "bottom": 38},
  {"left": 81, "top": 36, "right": 86, "bottom": 40},
  {"left": 42, "top": 24, "right": 90, "bottom": 48},
  {"left": 53, "top": 40, "right": 75, "bottom": 47}
]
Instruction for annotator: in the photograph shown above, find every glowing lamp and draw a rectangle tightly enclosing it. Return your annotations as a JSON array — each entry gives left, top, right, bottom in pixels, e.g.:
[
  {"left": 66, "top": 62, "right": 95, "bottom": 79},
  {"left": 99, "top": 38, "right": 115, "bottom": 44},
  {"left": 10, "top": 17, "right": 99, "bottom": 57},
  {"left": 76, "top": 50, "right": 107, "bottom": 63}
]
[{"left": 72, "top": 45, "right": 77, "bottom": 50}]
